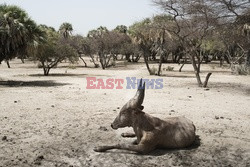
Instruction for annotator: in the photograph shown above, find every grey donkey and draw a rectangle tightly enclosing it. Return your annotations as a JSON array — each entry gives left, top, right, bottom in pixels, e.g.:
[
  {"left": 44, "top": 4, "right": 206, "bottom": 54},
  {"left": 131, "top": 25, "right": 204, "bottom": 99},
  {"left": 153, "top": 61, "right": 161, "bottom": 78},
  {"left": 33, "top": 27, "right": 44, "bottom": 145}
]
[{"left": 94, "top": 79, "right": 196, "bottom": 154}]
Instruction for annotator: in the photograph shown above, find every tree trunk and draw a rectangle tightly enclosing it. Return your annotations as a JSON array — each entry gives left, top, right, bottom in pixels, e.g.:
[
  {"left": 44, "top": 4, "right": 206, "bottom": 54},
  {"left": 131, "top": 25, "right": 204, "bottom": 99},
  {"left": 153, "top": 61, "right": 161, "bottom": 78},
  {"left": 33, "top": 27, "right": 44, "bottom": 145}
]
[
  {"left": 246, "top": 49, "right": 250, "bottom": 66},
  {"left": 125, "top": 54, "right": 131, "bottom": 62},
  {"left": 220, "top": 56, "right": 223, "bottom": 67},
  {"left": 105, "top": 54, "right": 113, "bottom": 67},
  {"left": 89, "top": 55, "right": 99, "bottom": 68},
  {"left": 190, "top": 54, "right": 203, "bottom": 87},
  {"left": 203, "top": 73, "right": 212, "bottom": 88},
  {"left": 194, "top": 71, "right": 203, "bottom": 87},
  {"left": 6, "top": 60, "right": 10, "bottom": 68},
  {"left": 99, "top": 53, "right": 105, "bottom": 70},
  {"left": 179, "top": 63, "right": 185, "bottom": 72},
  {"left": 143, "top": 50, "right": 152, "bottom": 75},
  {"left": 79, "top": 56, "right": 87, "bottom": 67},
  {"left": 157, "top": 29, "right": 166, "bottom": 76},
  {"left": 196, "top": 54, "right": 201, "bottom": 74},
  {"left": 43, "top": 67, "right": 50, "bottom": 76},
  {"left": 135, "top": 54, "right": 141, "bottom": 62},
  {"left": 157, "top": 54, "right": 163, "bottom": 76}
]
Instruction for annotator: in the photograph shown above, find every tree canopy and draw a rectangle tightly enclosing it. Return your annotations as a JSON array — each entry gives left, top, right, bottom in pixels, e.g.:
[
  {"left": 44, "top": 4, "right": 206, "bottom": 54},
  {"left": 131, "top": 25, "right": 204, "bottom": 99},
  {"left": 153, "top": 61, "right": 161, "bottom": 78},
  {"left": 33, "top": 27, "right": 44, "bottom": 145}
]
[{"left": 0, "top": 4, "right": 45, "bottom": 63}]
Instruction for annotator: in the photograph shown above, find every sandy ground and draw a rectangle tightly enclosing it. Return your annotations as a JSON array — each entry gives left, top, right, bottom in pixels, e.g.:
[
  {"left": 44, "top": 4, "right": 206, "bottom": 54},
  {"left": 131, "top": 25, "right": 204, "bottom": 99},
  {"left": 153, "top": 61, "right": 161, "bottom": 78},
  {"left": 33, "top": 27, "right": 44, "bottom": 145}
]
[{"left": 0, "top": 59, "right": 250, "bottom": 167}]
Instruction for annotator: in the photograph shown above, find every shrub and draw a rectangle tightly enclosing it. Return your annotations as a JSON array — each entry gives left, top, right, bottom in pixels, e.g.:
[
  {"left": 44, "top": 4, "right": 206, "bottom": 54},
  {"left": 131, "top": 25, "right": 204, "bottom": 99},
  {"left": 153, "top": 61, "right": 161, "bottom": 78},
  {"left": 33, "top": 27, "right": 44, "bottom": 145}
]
[
  {"left": 150, "top": 66, "right": 158, "bottom": 75},
  {"left": 231, "top": 64, "right": 250, "bottom": 75},
  {"left": 163, "top": 66, "right": 174, "bottom": 71}
]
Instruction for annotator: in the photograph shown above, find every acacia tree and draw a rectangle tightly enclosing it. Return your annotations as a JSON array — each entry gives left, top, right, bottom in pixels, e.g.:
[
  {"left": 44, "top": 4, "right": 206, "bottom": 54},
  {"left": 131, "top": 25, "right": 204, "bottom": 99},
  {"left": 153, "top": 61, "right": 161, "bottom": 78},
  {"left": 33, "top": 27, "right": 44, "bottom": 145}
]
[
  {"left": 215, "top": 1, "right": 250, "bottom": 67},
  {"left": 87, "top": 26, "right": 109, "bottom": 69},
  {"left": 129, "top": 16, "right": 173, "bottom": 75},
  {"left": 34, "top": 25, "right": 78, "bottom": 76},
  {"left": 69, "top": 35, "right": 88, "bottom": 67},
  {"left": 87, "top": 26, "right": 133, "bottom": 69},
  {"left": 129, "top": 19, "right": 154, "bottom": 74},
  {"left": 153, "top": 0, "right": 217, "bottom": 87},
  {"left": 153, "top": 0, "right": 250, "bottom": 85},
  {"left": 70, "top": 35, "right": 99, "bottom": 67}
]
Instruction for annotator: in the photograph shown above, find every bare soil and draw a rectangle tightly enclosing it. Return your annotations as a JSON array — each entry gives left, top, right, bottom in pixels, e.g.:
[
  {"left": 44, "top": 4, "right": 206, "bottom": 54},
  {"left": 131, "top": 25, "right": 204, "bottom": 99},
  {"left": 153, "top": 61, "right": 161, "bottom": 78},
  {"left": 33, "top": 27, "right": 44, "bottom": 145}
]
[{"left": 0, "top": 59, "right": 250, "bottom": 167}]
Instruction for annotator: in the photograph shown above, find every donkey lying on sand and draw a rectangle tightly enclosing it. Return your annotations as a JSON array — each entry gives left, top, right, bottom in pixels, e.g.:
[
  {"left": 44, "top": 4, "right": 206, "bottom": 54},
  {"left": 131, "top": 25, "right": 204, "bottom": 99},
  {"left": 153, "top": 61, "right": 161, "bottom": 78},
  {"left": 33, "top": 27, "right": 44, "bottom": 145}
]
[{"left": 94, "top": 79, "right": 196, "bottom": 154}]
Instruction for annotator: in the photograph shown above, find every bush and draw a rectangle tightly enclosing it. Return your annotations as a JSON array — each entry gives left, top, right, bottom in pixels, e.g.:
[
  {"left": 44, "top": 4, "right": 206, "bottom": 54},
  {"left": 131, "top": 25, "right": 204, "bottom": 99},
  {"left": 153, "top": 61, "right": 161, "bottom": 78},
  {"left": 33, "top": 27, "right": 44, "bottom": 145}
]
[
  {"left": 163, "top": 66, "right": 174, "bottom": 71},
  {"left": 231, "top": 64, "right": 250, "bottom": 75},
  {"left": 150, "top": 66, "right": 158, "bottom": 75},
  {"left": 37, "top": 62, "right": 43, "bottom": 68}
]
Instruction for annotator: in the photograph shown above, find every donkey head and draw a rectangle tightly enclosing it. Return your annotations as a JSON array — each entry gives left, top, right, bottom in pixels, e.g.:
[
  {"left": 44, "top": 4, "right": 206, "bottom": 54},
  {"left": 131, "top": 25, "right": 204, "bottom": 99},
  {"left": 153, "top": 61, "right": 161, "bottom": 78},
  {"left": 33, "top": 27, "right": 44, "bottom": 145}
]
[{"left": 111, "top": 79, "right": 145, "bottom": 129}]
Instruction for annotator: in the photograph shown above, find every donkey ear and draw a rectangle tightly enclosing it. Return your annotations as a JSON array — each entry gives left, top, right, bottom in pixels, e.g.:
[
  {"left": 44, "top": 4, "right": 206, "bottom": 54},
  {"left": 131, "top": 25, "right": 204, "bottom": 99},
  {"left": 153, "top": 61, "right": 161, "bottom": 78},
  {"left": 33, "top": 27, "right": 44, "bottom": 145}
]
[
  {"left": 123, "top": 78, "right": 145, "bottom": 110},
  {"left": 135, "top": 78, "right": 145, "bottom": 106}
]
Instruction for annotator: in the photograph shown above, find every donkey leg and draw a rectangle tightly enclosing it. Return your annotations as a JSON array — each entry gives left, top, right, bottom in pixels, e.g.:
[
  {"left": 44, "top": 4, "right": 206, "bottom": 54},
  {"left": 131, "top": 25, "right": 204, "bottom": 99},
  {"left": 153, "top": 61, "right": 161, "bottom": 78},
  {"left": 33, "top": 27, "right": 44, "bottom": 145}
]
[
  {"left": 94, "top": 145, "right": 119, "bottom": 152},
  {"left": 94, "top": 143, "right": 155, "bottom": 154},
  {"left": 121, "top": 133, "right": 136, "bottom": 138}
]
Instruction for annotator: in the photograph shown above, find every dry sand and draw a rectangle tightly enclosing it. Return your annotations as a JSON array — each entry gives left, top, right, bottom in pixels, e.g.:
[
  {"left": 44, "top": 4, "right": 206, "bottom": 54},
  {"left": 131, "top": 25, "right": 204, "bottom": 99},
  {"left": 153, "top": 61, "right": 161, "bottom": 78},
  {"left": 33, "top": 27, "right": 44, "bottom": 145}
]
[{"left": 0, "top": 59, "right": 250, "bottom": 167}]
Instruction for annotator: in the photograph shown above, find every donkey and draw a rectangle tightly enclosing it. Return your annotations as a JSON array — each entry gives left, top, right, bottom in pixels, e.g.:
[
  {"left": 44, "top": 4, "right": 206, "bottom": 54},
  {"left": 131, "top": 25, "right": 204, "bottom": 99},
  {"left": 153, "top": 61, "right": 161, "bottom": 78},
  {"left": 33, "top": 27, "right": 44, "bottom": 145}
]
[{"left": 94, "top": 79, "right": 196, "bottom": 154}]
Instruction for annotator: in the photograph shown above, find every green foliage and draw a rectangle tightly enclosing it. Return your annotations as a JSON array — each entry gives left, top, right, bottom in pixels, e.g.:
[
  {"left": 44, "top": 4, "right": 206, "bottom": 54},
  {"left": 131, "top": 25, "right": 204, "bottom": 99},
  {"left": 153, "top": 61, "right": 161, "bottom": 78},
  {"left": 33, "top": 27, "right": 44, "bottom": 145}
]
[
  {"left": 150, "top": 66, "right": 158, "bottom": 75},
  {"left": 32, "top": 26, "right": 78, "bottom": 75},
  {"left": 0, "top": 4, "right": 44, "bottom": 63},
  {"left": 231, "top": 64, "right": 250, "bottom": 75},
  {"left": 86, "top": 26, "right": 134, "bottom": 69},
  {"left": 114, "top": 25, "right": 128, "bottom": 34},
  {"left": 59, "top": 22, "right": 73, "bottom": 39},
  {"left": 163, "top": 66, "right": 174, "bottom": 71},
  {"left": 201, "top": 39, "right": 225, "bottom": 53}
]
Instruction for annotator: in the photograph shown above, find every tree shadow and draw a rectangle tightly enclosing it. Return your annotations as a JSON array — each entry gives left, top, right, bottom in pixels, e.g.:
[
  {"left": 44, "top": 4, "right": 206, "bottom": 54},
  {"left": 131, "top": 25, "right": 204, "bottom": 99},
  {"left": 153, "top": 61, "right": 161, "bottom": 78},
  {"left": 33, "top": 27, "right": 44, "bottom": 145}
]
[
  {"left": 29, "top": 73, "right": 87, "bottom": 77},
  {"left": 202, "top": 70, "right": 231, "bottom": 74},
  {"left": 161, "top": 74, "right": 196, "bottom": 78},
  {"left": 209, "top": 82, "right": 250, "bottom": 95},
  {"left": 0, "top": 80, "right": 69, "bottom": 87},
  {"left": 28, "top": 73, "right": 113, "bottom": 77}
]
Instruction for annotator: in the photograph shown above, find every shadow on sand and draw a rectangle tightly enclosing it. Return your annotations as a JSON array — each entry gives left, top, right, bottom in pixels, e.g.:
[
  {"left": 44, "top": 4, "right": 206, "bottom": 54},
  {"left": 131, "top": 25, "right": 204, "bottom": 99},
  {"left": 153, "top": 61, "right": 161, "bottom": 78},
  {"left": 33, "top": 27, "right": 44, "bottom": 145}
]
[
  {"left": 161, "top": 74, "right": 196, "bottom": 78},
  {"left": 28, "top": 73, "right": 113, "bottom": 77},
  {"left": 0, "top": 80, "right": 69, "bottom": 87},
  {"left": 209, "top": 82, "right": 250, "bottom": 96},
  {"left": 29, "top": 73, "right": 87, "bottom": 77}
]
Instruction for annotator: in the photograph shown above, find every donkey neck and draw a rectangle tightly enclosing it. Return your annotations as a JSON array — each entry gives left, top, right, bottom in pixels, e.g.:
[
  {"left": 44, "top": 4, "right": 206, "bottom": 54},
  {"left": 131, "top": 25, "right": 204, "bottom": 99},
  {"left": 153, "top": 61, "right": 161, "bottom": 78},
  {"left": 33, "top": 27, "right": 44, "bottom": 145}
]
[{"left": 132, "top": 112, "right": 155, "bottom": 131}]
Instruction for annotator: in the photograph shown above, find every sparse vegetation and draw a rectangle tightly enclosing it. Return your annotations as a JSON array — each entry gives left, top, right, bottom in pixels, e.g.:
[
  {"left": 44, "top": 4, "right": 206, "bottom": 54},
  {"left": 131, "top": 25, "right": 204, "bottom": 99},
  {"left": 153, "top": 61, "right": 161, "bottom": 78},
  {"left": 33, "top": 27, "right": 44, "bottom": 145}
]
[
  {"left": 1, "top": 1, "right": 249, "bottom": 83},
  {"left": 1, "top": 1, "right": 250, "bottom": 167}
]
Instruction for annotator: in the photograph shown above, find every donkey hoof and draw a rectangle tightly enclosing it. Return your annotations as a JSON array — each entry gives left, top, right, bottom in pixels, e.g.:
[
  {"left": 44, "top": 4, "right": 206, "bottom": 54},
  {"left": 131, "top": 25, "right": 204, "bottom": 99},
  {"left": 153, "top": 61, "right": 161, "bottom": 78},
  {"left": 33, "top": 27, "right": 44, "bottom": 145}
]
[{"left": 93, "top": 146, "right": 106, "bottom": 152}]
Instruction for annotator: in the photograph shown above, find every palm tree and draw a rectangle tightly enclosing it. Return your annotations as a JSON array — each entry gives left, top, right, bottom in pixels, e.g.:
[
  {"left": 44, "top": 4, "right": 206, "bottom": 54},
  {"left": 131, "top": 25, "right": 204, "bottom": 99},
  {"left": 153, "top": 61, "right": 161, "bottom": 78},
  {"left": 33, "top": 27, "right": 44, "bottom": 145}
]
[
  {"left": 114, "top": 25, "right": 128, "bottom": 34},
  {"left": 0, "top": 4, "right": 44, "bottom": 64},
  {"left": 59, "top": 22, "right": 73, "bottom": 39}
]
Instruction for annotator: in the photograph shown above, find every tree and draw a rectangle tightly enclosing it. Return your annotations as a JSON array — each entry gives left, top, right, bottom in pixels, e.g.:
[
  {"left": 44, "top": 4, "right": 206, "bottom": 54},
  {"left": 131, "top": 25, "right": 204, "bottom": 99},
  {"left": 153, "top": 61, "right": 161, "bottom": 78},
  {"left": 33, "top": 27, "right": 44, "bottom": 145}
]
[
  {"left": 153, "top": 0, "right": 217, "bottom": 87},
  {"left": 129, "top": 18, "right": 154, "bottom": 74},
  {"left": 152, "top": 0, "right": 250, "bottom": 85},
  {"left": 114, "top": 25, "right": 128, "bottom": 34},
  {"left": 0, "top": 4, "right": 44, "bottom": 65},
  {"left": 87, "top": 26, "right": 133, "bottom": 69},
  {"left": 129, "top": 16, "right": 173, "bottom": 75},
  {"left": 59, "top": 22, "right": 73, "bottom": 39},
  {"left": 33, "top": 25, "right": 78, "bottom": 76},
  {"left": 70, "top": 35, "right": 99, "bottom": 67}
]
